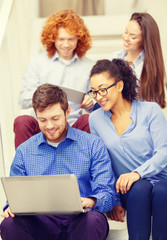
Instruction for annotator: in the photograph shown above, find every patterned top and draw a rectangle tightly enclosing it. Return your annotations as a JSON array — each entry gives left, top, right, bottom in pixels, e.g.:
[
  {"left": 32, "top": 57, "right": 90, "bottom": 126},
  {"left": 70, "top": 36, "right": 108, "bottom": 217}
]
[{"left": 10, "top": 126, "right": 120, "bottom": 213}]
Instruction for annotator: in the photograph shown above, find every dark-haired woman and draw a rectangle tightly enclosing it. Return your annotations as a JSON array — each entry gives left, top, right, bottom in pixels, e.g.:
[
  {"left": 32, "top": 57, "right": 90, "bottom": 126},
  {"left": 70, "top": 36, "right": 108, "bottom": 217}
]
[
  {"left": 89, "top": 59, "right": 167, "bottom": 240},
  {"left": 109, "top": 12, "right": 167, "bottom": 111}
]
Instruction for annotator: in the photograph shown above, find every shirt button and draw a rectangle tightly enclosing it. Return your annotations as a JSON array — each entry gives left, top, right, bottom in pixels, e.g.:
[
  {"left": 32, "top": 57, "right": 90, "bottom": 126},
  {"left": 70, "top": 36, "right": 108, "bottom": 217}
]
[
  {"left": 57, "top": 151, "right": 60, "bottom": 154},
  {"left": 58, "top": 170, "right": 61, "bottom": 173}
]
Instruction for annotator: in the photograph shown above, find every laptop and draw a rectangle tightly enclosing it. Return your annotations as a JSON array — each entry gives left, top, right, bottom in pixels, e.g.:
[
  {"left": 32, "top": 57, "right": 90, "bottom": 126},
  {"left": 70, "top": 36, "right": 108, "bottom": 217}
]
[{"left": 1, "top": 174, "right": 86, "bottom": 215}]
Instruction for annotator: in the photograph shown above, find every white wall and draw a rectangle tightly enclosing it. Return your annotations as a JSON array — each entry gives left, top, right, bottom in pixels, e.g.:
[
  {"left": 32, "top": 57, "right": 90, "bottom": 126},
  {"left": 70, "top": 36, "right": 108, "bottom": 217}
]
[
  {"left": 0, "top": 0, "right": 39, "bottom": 175},
  {"left": 0, "top": 0, "right": 39, "bottom": 221},
  {"left": 104, "top": 0, "right": 148, "bottom": 15},
  {"left": 1, "top": 0, "right": 167, "bottom": 176}
]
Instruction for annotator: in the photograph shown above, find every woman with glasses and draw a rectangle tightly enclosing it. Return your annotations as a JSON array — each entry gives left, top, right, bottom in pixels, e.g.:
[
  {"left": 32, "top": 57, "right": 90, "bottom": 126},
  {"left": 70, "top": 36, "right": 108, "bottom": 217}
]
[{"left": 89, "top": 58, "right": 167, "bottom": 240}]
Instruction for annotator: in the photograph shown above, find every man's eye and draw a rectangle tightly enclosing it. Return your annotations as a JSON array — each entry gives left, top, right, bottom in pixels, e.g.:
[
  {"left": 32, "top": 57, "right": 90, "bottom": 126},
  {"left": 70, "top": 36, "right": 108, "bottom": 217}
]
[{"left": 40, "top": 119, "right": 46, "bottom": 123}]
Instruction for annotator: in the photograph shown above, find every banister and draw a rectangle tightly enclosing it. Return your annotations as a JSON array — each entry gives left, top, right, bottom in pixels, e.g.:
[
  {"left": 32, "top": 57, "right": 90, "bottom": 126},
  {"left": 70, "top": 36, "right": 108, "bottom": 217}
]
[{"left": 0, "top": 0, "right": 13, "bottom": 47}]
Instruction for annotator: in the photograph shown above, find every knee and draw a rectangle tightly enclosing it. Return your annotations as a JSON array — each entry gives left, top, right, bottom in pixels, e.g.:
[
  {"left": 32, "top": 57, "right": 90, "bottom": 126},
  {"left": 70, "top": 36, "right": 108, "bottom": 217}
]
[
  {"left": 128, "top": 180, "right": 152, "bottom": 202},
  {"left": 85, "top": 211, "right": 100, "bottom": 223},
  {"left": 14, "top": 115, "right": 36, "bottom": 132},
  {"left": 0, "top": 217, "right": 13, "bottom": 237},
  {"left": 85, "top": 211, "right": 108, "bottom": 228},
  {"left": 152, "top": 180, "right": 167, "bottom": 203},
  {"left": 73, "top": 211, "right": 108, "bottom": 240},
  {"left": 72, "top": 114, "right": 90, "bottom": 133},
  {"left": 85, "top": 211, "right": 108, "bottom": 237}
]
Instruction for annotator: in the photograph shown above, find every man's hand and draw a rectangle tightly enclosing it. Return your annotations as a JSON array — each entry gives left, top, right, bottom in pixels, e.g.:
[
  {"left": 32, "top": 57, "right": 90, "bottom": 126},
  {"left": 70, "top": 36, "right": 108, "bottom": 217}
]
[
  {"left": 81, "top": 197, "right": 96, "bottom": 209},
  {"left": 80, "top": 95, "right": 94, "bottom": 110},
  {"left": 1, "top": 207, "right": 15, "bottom": 219},
  {"left": 107, "top": 205, "right": 125, "bottom": 222},
  {"left": 116, "top": 172, "right": 141, "bottom": 194}
]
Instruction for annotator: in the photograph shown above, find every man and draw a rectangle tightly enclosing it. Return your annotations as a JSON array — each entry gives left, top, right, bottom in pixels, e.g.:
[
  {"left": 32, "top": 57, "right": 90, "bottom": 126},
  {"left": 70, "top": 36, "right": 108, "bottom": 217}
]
[
  {"left": 0, "top": 84, "right": 120, "bottom": 240},
  {"left": 14, "top": 9, "right": 95, "bottom": 149}
]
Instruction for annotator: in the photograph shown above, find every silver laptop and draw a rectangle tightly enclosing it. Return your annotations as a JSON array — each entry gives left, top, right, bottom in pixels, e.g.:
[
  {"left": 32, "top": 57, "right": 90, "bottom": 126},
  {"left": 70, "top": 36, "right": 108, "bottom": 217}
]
[{"left": 1, "top": 174, "right": 86, "bottom": 215}]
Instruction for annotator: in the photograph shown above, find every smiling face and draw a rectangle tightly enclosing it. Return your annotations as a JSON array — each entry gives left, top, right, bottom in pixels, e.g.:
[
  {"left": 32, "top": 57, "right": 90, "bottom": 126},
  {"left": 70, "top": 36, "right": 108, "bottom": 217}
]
[
  {"left": 55, "top": 27, "right": 78, "bottom": 60},
  {"left": 36, "top": 103, "right": 70, "bottom": 143},
  {"left": 122, "top": 20, "right": 143, "bottom": 53},
  {"left": 90, "top": 72, "right": 123, "bottom": 111}
]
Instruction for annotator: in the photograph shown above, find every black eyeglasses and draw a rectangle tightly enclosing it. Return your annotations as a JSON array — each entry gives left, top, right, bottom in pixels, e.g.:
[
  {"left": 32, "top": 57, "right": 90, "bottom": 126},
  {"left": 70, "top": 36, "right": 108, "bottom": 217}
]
[{"left": 88, "top": 82, "right": 118, "bottom": 98}]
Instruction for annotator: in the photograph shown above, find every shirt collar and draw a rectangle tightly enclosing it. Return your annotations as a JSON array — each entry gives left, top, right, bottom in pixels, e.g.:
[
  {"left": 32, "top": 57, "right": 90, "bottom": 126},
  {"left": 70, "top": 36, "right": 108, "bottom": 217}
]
[
  {"left": 37, "top": 132, "right": 47, "bottom": 146},
  {"left": 52, "top": 52, "right": 78, "bottom": 64},
  {"left": 122, "top": 49, "right": 145, "bottom": 70},
  {"left": 37, "top": 124, "right": 77, "bottom": 147},
  {"left": 105, "top": 100, "right": 136, "bottom": 119},
  {"left": 65, "top": 124, "right": 77, "bottom": 141},
  {"left": 134, "top": 50, "right": 145, "bottom": 66},
  {"left": 118, "top": 50, "right": 127, "bottom": 59}
]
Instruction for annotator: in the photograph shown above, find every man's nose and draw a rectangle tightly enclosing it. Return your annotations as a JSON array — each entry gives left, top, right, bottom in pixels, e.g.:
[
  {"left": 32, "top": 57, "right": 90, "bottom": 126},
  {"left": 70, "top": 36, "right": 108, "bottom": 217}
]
[
  {"left": 63, "top": 39, "right": 70, "bottom": 47},
  {"left": 46, "top": 121, "right": 54, "bottom": 129}
]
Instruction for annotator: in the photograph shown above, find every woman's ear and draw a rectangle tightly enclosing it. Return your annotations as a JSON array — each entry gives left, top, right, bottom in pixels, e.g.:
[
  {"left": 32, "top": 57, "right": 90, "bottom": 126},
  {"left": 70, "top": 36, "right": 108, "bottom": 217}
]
[{"left": 117, "top": 80, "right": 124, "bottom": 92}]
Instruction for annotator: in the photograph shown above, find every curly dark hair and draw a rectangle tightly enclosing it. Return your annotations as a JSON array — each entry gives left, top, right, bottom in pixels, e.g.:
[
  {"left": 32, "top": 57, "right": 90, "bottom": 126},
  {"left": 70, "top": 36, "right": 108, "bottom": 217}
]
[
  {"left": 32, "top": 83, "right": 69, "bottom": 113},
  {"left": 90, "top": 59, "right": 139, "bottom": 102}
]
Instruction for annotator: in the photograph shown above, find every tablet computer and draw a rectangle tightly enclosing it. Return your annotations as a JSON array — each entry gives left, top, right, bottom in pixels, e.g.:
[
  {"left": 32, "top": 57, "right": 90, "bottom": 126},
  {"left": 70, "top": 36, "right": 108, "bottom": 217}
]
[{"left": 55, "top": 85, "right": 85, "bottom": 104}]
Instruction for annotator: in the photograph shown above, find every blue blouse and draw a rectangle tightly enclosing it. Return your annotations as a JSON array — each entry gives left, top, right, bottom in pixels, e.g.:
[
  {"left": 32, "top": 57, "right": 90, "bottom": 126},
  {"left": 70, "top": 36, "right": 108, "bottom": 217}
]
[{"left": 89, "top": 101, "right": 167, "bottom": 184}]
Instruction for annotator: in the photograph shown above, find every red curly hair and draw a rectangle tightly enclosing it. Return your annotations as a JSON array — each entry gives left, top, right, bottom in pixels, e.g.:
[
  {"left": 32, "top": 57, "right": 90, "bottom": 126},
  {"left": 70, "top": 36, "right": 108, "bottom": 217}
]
[{"left": 41, "top": 9, "right": 92, "bottom": 58}]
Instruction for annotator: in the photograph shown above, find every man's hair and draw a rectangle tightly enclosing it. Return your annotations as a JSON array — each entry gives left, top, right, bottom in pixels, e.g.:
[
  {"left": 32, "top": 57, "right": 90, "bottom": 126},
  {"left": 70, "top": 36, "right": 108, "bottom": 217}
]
[
  {"left": 90, "top": 59, "right": 138, "bottom": 102},
  {"left": 32, "top": 83, "right": 69, "bottom": 113},
  {"left": 41, "top": 9, "right": 92, "bottom": 58}
]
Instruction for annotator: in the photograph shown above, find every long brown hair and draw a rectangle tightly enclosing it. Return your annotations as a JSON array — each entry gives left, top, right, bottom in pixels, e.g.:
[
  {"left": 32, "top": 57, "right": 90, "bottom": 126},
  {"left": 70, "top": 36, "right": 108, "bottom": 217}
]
[{"left": 131, "top": 12, "right": 166, "bottom": 108}]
